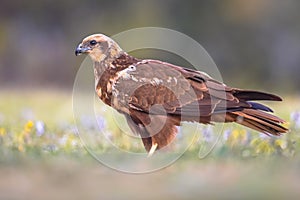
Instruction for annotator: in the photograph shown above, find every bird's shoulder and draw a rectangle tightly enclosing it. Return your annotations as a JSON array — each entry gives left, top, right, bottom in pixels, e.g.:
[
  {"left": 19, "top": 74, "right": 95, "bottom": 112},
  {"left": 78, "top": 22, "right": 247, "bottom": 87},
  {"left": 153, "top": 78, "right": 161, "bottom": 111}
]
[{"left": 113, "top": 59, "right": 208, "bottom": 84}]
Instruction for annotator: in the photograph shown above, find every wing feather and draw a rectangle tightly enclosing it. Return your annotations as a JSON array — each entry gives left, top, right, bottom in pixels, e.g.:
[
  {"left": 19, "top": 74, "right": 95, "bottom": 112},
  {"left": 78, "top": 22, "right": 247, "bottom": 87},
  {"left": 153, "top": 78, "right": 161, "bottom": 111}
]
[{"left": 113, "top": 60, "right": 261, "bottom": 117}]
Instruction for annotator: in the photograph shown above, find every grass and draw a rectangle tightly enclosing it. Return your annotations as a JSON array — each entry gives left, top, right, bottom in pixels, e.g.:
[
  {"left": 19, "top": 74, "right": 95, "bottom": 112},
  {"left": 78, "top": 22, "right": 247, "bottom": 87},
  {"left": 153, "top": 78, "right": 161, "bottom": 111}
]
[{"left": 0, "top": 89, "right": 300, "bottom": 199}]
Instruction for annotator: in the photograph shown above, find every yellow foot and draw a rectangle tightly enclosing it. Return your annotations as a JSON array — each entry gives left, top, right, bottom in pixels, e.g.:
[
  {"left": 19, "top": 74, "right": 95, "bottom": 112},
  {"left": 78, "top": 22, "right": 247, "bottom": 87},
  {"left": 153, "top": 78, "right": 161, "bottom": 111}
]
[{"left": 147, "top": 143, "right": 158, "bottom": 157}]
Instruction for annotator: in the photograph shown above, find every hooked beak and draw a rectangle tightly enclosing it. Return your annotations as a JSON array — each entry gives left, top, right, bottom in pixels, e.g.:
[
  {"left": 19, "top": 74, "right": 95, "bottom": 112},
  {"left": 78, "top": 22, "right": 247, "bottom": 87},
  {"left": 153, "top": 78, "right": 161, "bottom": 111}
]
[{"left": 75, "top": 44, "right": 91, "bottom": 56}]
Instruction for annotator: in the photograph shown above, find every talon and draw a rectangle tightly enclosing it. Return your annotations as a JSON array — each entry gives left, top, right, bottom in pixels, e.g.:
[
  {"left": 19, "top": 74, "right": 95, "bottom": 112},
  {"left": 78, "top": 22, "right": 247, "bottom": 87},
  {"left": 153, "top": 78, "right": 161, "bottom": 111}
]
[{"left": 147, "top": 143, "right": 158, "bottom": 157}]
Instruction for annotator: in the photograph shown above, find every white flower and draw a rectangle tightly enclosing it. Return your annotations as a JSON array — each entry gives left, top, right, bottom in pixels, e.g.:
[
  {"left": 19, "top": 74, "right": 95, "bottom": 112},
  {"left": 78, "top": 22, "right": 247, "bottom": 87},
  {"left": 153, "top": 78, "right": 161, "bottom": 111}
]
[
  {"left": 71, "top": 140, "right": 78, "bottom": 147},
  {"left": 59, "top": 134, "right": 68, "bottom": 146}
]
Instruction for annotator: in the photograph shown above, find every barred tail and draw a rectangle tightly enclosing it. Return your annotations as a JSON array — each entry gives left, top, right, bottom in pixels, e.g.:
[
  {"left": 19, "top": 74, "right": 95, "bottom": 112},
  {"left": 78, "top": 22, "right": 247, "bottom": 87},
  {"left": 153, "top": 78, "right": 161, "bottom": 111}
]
[{"left": 226, "top": 109, "right": 288, "bottom": 135}]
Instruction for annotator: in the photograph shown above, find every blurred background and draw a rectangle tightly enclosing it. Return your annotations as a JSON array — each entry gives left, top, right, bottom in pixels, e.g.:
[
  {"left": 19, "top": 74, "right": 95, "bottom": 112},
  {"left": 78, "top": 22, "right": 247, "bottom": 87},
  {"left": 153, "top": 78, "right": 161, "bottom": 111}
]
[
  {"left": 1, "top": 1, "right": 300, "bottom": 199},
  {"left": 0, "top": 0, "right": 300, "bottom": 93}
]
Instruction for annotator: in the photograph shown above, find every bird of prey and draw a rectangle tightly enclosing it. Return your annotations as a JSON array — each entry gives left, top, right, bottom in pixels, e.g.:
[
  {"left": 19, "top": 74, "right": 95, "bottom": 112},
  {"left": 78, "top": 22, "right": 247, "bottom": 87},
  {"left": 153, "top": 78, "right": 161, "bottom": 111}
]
[{"left": 75, "top": 33, "right": 288, "bottom": 154}]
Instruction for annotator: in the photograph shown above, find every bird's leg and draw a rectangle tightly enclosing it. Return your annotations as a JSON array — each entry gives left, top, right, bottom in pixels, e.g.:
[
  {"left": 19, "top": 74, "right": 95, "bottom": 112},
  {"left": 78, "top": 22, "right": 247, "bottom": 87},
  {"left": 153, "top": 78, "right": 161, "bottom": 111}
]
[{"left": 147, "top": 143, "right": 158, "bottom": 157}]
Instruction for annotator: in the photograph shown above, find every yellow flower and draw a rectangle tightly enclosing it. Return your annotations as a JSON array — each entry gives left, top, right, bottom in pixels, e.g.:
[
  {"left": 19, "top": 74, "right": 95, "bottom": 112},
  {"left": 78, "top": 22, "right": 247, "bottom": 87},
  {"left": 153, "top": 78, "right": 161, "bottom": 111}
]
[
  {"left": 18, "top": 144, "right": 25, "bottom": 152},
  {"left": 275, "top": 139, "right": 287, "bottom": 149},
  {"left": 0, "top": 128, "right": 6, "bottom": 136},
  {"left": 59, "top": 133, "right": 79, "bottom": 151},
  {"left": 228, "top": 129, "right": 248, "bottom": 146},
  {"left": 15, "top": 121, "right": 35, "bottom": 152},
  {"left": 251, "top": 138, "right": 274, "bottom": 155},
  {"left": 17, "top": 133, "right": 24, "bottom": 143},
  {"left": 24, "top": 121, "right": 34, "bottom": 133}
]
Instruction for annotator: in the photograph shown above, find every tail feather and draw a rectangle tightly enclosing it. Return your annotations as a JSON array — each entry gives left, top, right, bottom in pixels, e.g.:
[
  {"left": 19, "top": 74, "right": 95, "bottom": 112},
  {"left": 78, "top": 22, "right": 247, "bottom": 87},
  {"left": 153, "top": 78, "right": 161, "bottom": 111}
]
[
  {"left": 248, "top": 102, "right": 273, "bottom": 112},
  {"left": 242, "top": 109, "right": 285, "bottom": 123},
  {"left": 227, "top": 109, "right": 288, "bottom": 136},
  {"left": 234, "top": 90, "right": 282, "bottom": 101}
]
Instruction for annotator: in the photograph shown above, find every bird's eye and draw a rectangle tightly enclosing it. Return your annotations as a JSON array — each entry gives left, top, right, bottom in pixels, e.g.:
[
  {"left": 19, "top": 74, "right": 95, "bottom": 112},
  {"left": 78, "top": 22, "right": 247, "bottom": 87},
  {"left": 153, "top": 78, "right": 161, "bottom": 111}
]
[{"left": 89, "top": 40, "right": 97, "bottom": 46}]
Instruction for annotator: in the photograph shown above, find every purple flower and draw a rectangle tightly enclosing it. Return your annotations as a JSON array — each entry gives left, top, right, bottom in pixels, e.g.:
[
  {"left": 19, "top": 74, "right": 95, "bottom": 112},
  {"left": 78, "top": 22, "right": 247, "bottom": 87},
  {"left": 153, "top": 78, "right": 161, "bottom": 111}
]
[
  {"left": 291, "top": 111, "right": 300, "bottom": 128},
  {"left": 202, "top": 126, "right": 214, "bottom": 142},
  {"left": 35, "top": 120, "right": 45, "bottom": 136},
  {"left": 80, "top": 115, "right": 99, "bottom": 130},
  {"left": 96, "top": 115, "right": 106, "bottom": 131},
  {"left": 43, "top": 144, "right": 58, "bottom": 152},
  {"left": 223, "top": 129, "right": 232, "bottom": 141},
  {"left": 21, "top": 108, "right": 34, "bottom": 120}
]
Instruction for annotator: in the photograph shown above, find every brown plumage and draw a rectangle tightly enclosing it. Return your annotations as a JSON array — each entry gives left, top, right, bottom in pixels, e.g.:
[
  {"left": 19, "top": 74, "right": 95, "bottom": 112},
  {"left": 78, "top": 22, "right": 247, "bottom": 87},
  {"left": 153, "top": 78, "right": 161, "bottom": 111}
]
[{"left": 75, "top": 34, "right": 288, "bottom": 153}]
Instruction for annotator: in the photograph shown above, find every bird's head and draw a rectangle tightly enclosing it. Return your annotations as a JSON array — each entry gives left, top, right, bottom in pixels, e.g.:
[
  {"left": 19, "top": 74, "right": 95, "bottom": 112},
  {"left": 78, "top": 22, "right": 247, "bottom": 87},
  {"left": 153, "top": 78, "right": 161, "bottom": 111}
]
[{"left": 75, "top": 34, "right": 123, "bottom": 62}]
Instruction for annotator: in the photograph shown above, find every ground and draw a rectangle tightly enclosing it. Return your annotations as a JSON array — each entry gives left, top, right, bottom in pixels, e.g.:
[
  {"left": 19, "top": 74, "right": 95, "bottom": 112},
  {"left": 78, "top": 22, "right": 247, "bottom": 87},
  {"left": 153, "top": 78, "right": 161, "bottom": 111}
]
[{"left": 0, "top": 89, "right": 300, "bottom": 199}]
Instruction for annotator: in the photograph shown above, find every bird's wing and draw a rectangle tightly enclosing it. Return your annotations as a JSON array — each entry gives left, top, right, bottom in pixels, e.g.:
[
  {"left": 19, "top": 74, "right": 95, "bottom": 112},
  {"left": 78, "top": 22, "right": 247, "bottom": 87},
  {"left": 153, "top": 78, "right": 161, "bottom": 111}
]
[{"left": 113, "top": 59, "right": 276, "bottom": 117}]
